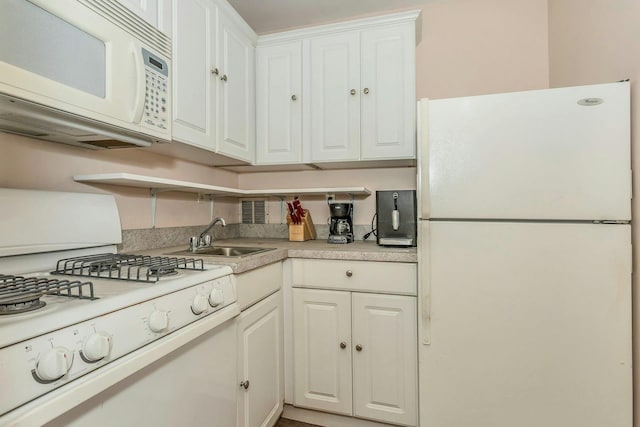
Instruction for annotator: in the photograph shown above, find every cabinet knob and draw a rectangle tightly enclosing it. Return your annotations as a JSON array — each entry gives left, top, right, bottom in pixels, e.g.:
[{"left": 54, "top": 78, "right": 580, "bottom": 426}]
[
  {"left": 340, "top": 341, "right": 347, "bottom": 349},
  {"left": 220, "top": 74, "right": 228, "bottom": 82},
  {"left": 211, "top": 67, "right": 219, "bottom": 75},
  {"left": 363, "top": 87, "right": 370, "bottom": 95},
  {"left": 355, "top": 344, "right": 363, "bottom": 352},
  {"left": 350, "top": 89, "right": 356, "bottom": 95},
  {"left": 240, "top": 380, "right": 250, "bottom": 390},
  {"left": 291, "top": 94, "right": 297, "bottom": 101},
  {"left": 346, "top": 270, "right": 353, "bottom": 277}
]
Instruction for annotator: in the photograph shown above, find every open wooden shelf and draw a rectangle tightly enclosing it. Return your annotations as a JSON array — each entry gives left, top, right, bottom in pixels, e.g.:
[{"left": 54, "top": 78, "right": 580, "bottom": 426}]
[{"left": 74, "top": 173, "right": 372, "bottom": 197}]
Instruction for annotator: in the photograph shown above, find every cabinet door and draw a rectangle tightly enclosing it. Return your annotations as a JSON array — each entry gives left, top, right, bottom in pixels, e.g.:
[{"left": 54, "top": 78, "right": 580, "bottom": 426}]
[
  {"left": 293, "top": 289, "right": 352, "bottom": 415},
  {"left": 217, "top": 9, "right": 255, "bottom": 162},
  {"left": 171, "top": 0, "right": 217, "bottom": 149},
  {"left": 308, "top": 32, "right": 360, "bottom": 162},
  {"left": 237, "top": 291, "right": 284, "bottom": 427},
  {"left": 352, "top": 293, "right": 418, "bottom": 426},
  {"left": 256, "top": 42, "right": 303, "bottom": 164},
  {"left": 360, "top": 24, "right": 416, "bottom": 160}
]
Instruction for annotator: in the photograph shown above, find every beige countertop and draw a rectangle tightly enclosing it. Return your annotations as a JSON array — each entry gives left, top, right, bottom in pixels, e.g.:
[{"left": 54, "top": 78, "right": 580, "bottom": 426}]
[{"left": 146, "top": 238, "right": 417, "bottom": 274}]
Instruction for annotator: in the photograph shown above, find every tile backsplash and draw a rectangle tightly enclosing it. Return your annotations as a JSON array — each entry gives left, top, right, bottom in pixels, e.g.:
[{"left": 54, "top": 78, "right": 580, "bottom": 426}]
[{"left": 120, "top": 223, "right": 374, "bottom": 252}]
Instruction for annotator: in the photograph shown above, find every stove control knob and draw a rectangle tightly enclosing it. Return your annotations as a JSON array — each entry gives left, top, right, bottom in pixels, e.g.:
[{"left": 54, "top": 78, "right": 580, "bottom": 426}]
[
  {"left": 35, "top": 346, "right": 74, "bottom": 382},
  {"left": 191, "top": 294, "right": 209, "bottom": 315},
  {"left": 149, "top": 310, "right": 169, "bottom": 333},
  {"left": 208, "top": 289, "right": 224, "bottom": 307},
  {"left": 82, "top": 332, "right": 112, "bottom": 362}
]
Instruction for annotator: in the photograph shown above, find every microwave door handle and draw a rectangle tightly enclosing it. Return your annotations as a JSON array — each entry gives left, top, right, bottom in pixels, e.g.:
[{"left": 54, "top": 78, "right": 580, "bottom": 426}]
[{"left": 131, "top": 44, "right": 145, "bottom": 123}]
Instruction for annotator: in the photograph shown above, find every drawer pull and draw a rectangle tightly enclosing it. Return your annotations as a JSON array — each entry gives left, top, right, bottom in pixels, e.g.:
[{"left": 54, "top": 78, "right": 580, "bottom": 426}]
[
  {"left": 340, "top": 341, "right": 347, "bottom": 349},
  {"left": 240, "top": 380, "right": 250, "bottom": 390},
  {"left": 346, "top": 270, "right": 353, "bottom": 277}
]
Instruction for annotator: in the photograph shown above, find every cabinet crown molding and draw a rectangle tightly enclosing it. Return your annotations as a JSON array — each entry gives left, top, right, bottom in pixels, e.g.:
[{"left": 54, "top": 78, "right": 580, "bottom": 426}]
[{"left": 256, "top": 9, "right": 421, "bottom": 46}]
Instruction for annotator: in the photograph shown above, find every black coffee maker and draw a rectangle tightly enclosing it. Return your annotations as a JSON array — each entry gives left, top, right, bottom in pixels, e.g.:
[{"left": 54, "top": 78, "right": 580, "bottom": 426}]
[{"left": 328, "top": 202, "right": 354, "bottom": 244}]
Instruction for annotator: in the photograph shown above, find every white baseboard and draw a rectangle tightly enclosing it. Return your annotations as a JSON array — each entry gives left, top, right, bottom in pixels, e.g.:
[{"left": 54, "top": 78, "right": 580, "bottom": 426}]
[{"left": 281, "top": 405, "right": 398, "bottom": 427}]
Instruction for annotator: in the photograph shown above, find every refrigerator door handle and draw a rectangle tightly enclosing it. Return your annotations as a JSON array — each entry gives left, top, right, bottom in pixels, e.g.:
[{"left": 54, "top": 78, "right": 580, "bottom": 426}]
[
  {"left": 417, "top": 99, "right": 430, "bottom": 220},
  {"left": 419, "top": 221, "right": 431, "bottom": 345}
]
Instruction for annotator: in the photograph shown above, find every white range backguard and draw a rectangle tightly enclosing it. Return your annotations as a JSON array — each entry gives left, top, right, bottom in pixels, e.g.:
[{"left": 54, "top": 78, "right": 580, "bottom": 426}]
[{"left": 0, "top": 189, "right": 239, "bottom": 426}]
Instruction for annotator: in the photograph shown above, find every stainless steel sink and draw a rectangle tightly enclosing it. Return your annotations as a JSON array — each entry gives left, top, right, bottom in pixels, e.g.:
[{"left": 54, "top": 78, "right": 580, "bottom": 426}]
[{"left": 167, "top": 246, "right": 275, "bottom": 258}]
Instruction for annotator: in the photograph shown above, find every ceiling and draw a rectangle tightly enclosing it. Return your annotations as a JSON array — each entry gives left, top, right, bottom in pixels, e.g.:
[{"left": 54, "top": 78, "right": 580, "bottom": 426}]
[{"left": 227, "top": 0, "right": 429, "bottom": 35}]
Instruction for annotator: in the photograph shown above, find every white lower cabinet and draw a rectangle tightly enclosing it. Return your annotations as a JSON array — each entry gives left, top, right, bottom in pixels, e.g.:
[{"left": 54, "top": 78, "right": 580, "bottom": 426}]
[
  {"left": 236, "top": 290, "right": 284, "bottom": 427},
  {"left": 293, "top": 288, "right": 417, "bottom": 426},
  {"left": 293, "top": 289, "right": 353, "bottom": 415}
]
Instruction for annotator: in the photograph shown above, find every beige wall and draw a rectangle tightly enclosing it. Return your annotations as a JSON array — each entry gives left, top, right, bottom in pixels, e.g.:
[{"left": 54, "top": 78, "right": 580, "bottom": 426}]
[
  {"left": 238, "top": 167, "right": 418, "bottom": 226},
  {"left": 417, "top": 0, "right": 549, "bottom": 99},
  {"left": 0, "top": 0, "right": 550, "bottom": 230},
  {"left": 0, "top": 133, "right": 239, "bottom": 229},
  {"left": 548, "top": 0, "right": 640, "bottom": 423}
]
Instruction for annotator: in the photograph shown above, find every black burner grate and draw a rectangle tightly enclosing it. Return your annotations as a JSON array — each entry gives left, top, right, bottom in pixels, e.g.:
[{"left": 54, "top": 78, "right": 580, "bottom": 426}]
[
  {"left": 0, "top": 274, "right": 95, "bottom": 315},
  {"left": 51, "top": 253, "right": 205, "bottom": 283}
]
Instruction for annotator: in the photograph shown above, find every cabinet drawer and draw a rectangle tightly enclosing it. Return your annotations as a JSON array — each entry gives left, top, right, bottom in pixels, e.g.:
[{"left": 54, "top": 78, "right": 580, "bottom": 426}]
[
  {"left": 292, "top": 259, "right": 416, "bottom": 295},
  {"left": 235, "top": 262, "right": 282, "bottom": 310}
]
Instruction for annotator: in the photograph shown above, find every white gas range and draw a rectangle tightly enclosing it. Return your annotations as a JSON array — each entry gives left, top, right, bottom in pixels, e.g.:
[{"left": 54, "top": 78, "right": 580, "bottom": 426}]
[{"left": 0, "top": 189, "right": 239, "bottom": 426}]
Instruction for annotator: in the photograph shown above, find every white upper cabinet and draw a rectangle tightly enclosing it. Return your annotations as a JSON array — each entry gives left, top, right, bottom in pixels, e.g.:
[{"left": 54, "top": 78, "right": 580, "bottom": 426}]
[
  {"left": 308, "top": 22, "right": 416, "bottom": 163},
  {"left": 255, "top": 11, "right": 419, "bottom": 167},
  {"left": 169, "top": 0, "right": 256, "bottom": 163},
  {"left": 216, "top": 8, "right": 256, "bottom": 162},
  {"left": 360, "top": 24, "right": 416, "bottom": 160},
  {"left": 309, "top": 32, "right": 361, "bottom": 162},
  {"left": 171, "top": 0, "right": 216, "bottom": 149},
  {"left": 256, "top": 41, "right": 303, "bottom": 164}
]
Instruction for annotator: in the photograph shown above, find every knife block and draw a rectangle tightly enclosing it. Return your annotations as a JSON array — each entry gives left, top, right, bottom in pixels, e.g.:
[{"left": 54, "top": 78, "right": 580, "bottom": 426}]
[{"left": 287, "top": 209, "right": 317, "bottom": 241}]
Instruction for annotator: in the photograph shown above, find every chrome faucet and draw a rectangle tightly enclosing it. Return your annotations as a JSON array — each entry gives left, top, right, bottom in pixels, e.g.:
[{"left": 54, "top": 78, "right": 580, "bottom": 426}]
[{"left": 190, "top": 217, "right": 226, "bottom": 251}]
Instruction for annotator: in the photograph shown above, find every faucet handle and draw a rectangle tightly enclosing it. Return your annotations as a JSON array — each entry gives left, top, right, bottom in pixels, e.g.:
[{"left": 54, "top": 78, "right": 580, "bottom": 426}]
[
  {"left": 202, "top": 235, "right": 212, "bottom": 247},
  {"left": 189, "top": 236, "right": 199, "bottom": 251}
]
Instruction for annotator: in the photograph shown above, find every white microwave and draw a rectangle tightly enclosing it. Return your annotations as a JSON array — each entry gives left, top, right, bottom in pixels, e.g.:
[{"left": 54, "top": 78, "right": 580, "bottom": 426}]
[{"left": 0, "top": 0, "right": 172, "bottom": 149}]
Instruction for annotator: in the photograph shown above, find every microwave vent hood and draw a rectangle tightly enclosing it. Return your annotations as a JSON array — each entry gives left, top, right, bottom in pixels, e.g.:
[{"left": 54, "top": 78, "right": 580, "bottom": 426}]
[{"left": 0, "top": 94, "right": 162, "bottom": 149}]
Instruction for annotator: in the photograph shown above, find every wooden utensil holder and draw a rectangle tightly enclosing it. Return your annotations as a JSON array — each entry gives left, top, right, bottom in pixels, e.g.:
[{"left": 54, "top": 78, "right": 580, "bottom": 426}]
[{"left": 287, "top": 209, "right": 317, "bottom": 241}]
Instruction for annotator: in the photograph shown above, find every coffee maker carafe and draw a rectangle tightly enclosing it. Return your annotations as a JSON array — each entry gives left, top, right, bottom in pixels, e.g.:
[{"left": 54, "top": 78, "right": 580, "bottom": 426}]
[{"left": 328, "top": 202, "right": 354, "bottom": 244}]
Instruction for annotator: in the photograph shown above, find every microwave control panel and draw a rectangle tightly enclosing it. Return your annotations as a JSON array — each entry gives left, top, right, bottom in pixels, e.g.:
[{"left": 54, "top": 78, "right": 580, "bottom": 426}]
[{"left": 141, "top": 48, "right": 169, "bottom": 131}]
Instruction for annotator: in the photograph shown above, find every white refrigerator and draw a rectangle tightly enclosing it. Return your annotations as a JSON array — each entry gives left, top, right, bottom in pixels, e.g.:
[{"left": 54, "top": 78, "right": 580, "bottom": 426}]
[{"left": 417, "top": 82, "right": 632, "bottom": 427}]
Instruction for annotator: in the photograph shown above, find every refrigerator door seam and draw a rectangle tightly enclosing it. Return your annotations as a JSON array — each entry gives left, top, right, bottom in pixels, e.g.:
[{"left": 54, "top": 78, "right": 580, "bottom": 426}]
[{"left": 429, "top": 218, "right": 630, "bottom": 224}]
